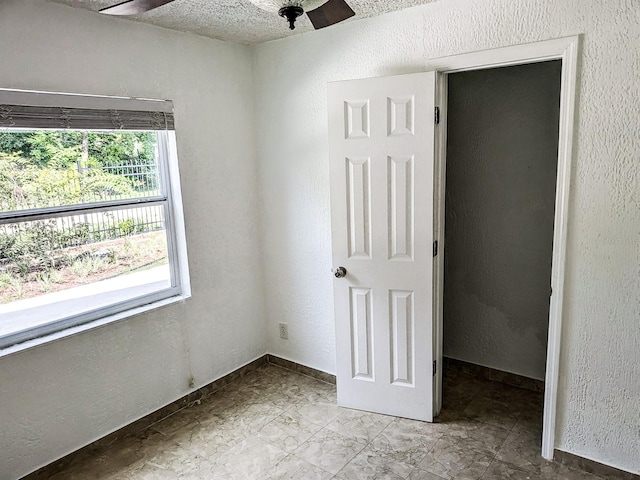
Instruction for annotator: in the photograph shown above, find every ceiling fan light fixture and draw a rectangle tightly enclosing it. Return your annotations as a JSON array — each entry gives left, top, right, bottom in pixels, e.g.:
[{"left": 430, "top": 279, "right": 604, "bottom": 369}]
[
  {"left": 248, "top": 0, "right": 330, "bottom": 29},
  {"left": 278, "top": 6, "right": 304, "bottom": 30},
  {"left": 248, "top": 0, "right": 329, "bottom": 13},
  {"left": 99, "top": 0, "right": 355, "bottom": 31}
]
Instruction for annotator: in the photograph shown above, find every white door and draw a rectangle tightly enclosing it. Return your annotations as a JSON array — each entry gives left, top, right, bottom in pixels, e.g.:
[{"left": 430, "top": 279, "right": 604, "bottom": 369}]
[{"left": 328, "top": 72, "right": 438, "bottom": 421}]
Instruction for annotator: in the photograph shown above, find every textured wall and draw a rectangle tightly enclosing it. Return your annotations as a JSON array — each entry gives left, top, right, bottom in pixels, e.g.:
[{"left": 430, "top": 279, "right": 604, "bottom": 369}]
[
  {"left": 0, "top": 1, "right": 266, "bottom": 479},
  {"left": 254, "top": 0, "right": 640, "bottom": 473},
  {"left": 443, "top": 61, "right": 562, "bottom": 381}
]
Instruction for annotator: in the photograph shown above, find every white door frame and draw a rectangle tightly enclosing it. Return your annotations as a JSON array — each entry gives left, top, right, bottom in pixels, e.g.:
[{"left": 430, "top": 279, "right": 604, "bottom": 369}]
[{"left": 429, "top": 36, "right": 580, "bottom": 460}]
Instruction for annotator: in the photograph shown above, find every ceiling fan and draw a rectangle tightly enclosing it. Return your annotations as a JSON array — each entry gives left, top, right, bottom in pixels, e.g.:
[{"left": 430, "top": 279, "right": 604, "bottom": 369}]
[{"left": 100, "top": 0, "right": 355, "bottom": 30}]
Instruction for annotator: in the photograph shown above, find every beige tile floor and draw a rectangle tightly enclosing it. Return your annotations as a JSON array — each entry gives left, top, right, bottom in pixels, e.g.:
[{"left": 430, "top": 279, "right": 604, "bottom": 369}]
[{"left": 48, "top": 364, "right": 604, "bottom": 479}]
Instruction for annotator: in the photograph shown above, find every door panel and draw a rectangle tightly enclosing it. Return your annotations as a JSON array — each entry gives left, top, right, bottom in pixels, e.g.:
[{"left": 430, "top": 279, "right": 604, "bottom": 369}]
[
  {"left": 388, "top": 155, "right": 414, "bottom": 261},
  {"left": 328, "top": 72, "right": 437, "bottom": 422},
  {"left": 346, "top": 157, "right": 371, "bottom": 259},
  {"left": 349, "top": 287, "right": 373, "bottom": 380}
]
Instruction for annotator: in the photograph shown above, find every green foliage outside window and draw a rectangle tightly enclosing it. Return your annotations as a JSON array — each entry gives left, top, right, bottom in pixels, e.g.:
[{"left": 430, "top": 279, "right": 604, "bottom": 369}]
[
  {"left": 0, "top": 152, "right": 139, "bottom": 211},
  {"left": 0, "top": 130, "right": 161, "bottom": 281},
  {"left": 0, "top": 130, "right": 156, "bottom": 169}
]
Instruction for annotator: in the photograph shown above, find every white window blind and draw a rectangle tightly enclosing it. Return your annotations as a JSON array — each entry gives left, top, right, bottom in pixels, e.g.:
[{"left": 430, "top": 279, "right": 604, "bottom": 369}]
[{"left": 0, "top": 89, "right": 174, "bottom": 130}]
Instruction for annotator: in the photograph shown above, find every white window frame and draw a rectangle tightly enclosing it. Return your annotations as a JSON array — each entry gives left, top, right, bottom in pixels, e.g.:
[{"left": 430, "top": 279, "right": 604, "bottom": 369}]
[{"left": 0, "top": 89, "right": 191, "bottom": 353}]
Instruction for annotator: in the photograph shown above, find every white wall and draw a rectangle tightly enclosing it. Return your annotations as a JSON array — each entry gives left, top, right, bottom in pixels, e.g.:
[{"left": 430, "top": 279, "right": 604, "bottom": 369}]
[
  {"left": 443, "top": 61, "right": 562, "bottom": 380},
  {"left": 0, "top": 1, "right": 266, "bottom": 479},
  {"left": 254, "top": 0, "right": 640, "bottom": 474}
]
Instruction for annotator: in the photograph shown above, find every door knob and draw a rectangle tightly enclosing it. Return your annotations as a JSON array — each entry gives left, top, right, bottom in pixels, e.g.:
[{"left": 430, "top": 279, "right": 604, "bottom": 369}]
[{"left": 334, "top": 266, "right": 347, "bottom": 278}]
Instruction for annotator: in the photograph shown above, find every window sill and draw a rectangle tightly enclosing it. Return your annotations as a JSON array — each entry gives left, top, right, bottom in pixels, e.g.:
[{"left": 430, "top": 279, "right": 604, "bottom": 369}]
[{"left": 0, "top": 290, "right": 191, "bottom": 359}]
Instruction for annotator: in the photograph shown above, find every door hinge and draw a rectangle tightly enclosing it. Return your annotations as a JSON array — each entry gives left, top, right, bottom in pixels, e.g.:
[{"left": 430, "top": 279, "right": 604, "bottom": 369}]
[
  {"left": 433, "top": 240, "right": 438, "bottom": 257},
  {"left": 433, "top": 360, "right": 437, "bottom": 376},
  {"left": 434, "top": 106, "right": 440, "bottom": 125}
]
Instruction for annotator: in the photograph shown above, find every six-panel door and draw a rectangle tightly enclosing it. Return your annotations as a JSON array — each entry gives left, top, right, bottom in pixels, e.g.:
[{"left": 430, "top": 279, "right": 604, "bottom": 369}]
[{"left": 328, "top": 72, "right": 437, "bottom": 421}]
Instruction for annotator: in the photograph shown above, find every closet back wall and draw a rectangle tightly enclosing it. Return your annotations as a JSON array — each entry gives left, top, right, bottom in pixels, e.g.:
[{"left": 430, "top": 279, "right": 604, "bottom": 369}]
[{"left": 443, "top": 61, "right": 562, "bottom": 380}]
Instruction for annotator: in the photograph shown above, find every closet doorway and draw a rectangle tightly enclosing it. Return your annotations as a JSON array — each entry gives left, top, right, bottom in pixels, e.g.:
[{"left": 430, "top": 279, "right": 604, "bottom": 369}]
[
  {"left": 439, "top": 60, "right": 562, "bottom": 457},
  {"left": 431, "top": 37, "right": 579, "bottom": 460}
]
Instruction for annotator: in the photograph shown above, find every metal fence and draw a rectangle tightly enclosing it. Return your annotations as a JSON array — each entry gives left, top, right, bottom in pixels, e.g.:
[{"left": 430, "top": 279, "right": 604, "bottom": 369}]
[
  {"left": 0, "top": 207, "right": 166, "bottom": 258},
  {"left": 84, "top": 205, "right": 165, "bottom": 242},
  {"left": 64, "top": 205, "right": 166, "bottom": 245},
  {"left": 99, "top": 163, "right": 159, "bottom": 192}
]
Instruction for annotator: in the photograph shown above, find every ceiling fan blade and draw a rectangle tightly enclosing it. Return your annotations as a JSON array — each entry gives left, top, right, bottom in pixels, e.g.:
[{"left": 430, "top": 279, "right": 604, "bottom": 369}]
[
  {"left": 306, "top": 0, "right": 355, "bottom": 29},
  {"left": 99, "top": 0, "right": 175, "bottom": 15}
]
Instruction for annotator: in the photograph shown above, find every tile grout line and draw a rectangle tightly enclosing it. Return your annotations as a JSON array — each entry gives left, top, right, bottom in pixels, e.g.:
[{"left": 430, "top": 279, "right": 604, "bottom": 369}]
[
  {"left": 256, "top": 369, "right": 344, "bottom": 474},
  {"left": 477, "top": 396, "right": 523, "bottom": 480},
  {"left": 331, "top": 429, "right": 369, "bottom": 480},
  {"left": 334, "top": 416, "right": 389, "bottom": 479}
]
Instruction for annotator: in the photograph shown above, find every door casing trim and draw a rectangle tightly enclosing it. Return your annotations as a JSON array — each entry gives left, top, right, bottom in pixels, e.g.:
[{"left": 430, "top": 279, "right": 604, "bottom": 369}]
[{"left": 429, "top": 35, "right": 580, "bottom": 461}]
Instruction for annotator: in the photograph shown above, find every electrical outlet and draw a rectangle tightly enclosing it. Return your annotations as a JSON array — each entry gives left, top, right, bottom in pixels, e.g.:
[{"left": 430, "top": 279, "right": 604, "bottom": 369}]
[{"left": 279, "top": 322, "right": 289, "bottom": 340}]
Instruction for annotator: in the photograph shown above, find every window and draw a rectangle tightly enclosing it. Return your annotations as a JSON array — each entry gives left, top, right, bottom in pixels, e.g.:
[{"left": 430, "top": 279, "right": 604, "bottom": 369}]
[{"left": 0, "top": 90, "right": 190, "bottom": 350}]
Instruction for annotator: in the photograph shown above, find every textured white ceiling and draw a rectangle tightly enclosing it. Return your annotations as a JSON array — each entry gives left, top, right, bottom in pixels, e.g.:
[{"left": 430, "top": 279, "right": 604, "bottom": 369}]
[{"left": 49, "top": 0, "right": 435, "bottom": 45}]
